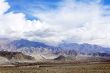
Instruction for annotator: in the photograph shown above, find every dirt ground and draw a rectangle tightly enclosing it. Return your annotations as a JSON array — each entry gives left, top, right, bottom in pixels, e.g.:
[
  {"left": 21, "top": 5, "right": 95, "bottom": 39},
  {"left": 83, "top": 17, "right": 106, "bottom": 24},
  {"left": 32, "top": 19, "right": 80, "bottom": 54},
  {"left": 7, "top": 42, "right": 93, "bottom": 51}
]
[{"left": 0, "top": 62, "right": 110, "bottom": 73}]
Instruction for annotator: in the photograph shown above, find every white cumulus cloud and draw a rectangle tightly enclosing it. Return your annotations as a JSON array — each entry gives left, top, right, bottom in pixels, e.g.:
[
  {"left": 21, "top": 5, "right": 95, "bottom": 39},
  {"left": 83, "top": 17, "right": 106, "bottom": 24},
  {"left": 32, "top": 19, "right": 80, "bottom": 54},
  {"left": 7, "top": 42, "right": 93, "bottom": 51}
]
[
  {"left": 1, "top": 0, "right": 110, "bottom": 47},
  {"left": 33, "top": 0, "right": 110, "bottom": 47},
  {"left": 0, "top": 0, "right": 48, "bottom": 42}
]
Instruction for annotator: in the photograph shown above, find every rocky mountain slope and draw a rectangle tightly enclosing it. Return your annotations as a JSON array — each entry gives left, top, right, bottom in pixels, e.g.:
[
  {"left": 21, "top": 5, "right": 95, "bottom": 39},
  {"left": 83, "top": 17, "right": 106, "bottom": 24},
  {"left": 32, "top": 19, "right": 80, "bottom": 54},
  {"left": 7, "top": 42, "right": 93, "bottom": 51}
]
[
  {"left": 0, "top": 38, "right": 110, "bottom": 62},
  {"left": 0, "top": 51, "right": 35, "bottom": 64}
]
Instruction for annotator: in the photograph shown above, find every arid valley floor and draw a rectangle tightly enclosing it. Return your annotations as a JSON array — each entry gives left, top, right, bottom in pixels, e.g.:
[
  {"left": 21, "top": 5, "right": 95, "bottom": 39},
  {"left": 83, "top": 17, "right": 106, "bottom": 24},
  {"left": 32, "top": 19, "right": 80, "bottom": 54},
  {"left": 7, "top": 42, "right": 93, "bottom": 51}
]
[{"left": 0, "top": 62, "right": 110, "bottom": 73}]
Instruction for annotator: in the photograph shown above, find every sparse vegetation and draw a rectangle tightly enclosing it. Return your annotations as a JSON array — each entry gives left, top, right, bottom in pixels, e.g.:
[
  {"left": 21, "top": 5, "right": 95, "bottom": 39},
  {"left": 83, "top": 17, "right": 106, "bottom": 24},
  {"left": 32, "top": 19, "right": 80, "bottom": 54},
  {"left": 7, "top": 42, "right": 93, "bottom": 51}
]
[{"left": 0, "top": 62, "right": 110, "bottom": 73}]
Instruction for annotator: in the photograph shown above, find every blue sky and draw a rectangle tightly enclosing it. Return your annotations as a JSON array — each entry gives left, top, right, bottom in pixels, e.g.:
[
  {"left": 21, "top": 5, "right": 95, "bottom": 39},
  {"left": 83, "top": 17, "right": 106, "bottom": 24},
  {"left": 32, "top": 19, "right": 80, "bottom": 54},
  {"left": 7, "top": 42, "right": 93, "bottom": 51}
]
[
  {"left": 103, "top": 0, "right": 110, "bottom": 5},
  {"left": 6, "top": 0, "right": 62, "bottom": 20},
  {"left": 1, "top": 0, "right": 110, "bottom": 46},
  {"left": 5, "top": 0, "right": 110, "bottom": 20}
]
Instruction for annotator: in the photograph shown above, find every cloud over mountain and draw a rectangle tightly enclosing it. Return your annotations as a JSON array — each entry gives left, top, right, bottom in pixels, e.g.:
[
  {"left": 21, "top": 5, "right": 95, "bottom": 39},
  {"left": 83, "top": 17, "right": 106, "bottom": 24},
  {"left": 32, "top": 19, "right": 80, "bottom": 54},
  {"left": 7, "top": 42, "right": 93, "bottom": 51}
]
[
  {"left": 0, "top": 0, "right": 110, "bottom": 47},
  {"left": 0, "top": 0, "right": 48, "bottom": 41},
  {"left": 34, "top": 0, "right": 110, "bottom": 46}
]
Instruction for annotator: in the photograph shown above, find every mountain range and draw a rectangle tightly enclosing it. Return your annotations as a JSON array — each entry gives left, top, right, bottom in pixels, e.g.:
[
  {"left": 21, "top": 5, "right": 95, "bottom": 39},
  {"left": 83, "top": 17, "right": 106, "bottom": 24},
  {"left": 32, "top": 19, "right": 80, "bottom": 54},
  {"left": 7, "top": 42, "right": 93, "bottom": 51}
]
[{"left": 0, "top": 38, "right": 110, "bottom": 63}]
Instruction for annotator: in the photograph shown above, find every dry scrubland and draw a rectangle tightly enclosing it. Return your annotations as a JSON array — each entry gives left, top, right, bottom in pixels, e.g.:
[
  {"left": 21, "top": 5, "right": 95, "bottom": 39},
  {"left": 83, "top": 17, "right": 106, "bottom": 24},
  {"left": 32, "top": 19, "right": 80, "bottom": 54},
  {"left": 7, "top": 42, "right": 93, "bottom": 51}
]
[{"left": 0, "top": 63, "right": 110, "bottom": 73}]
